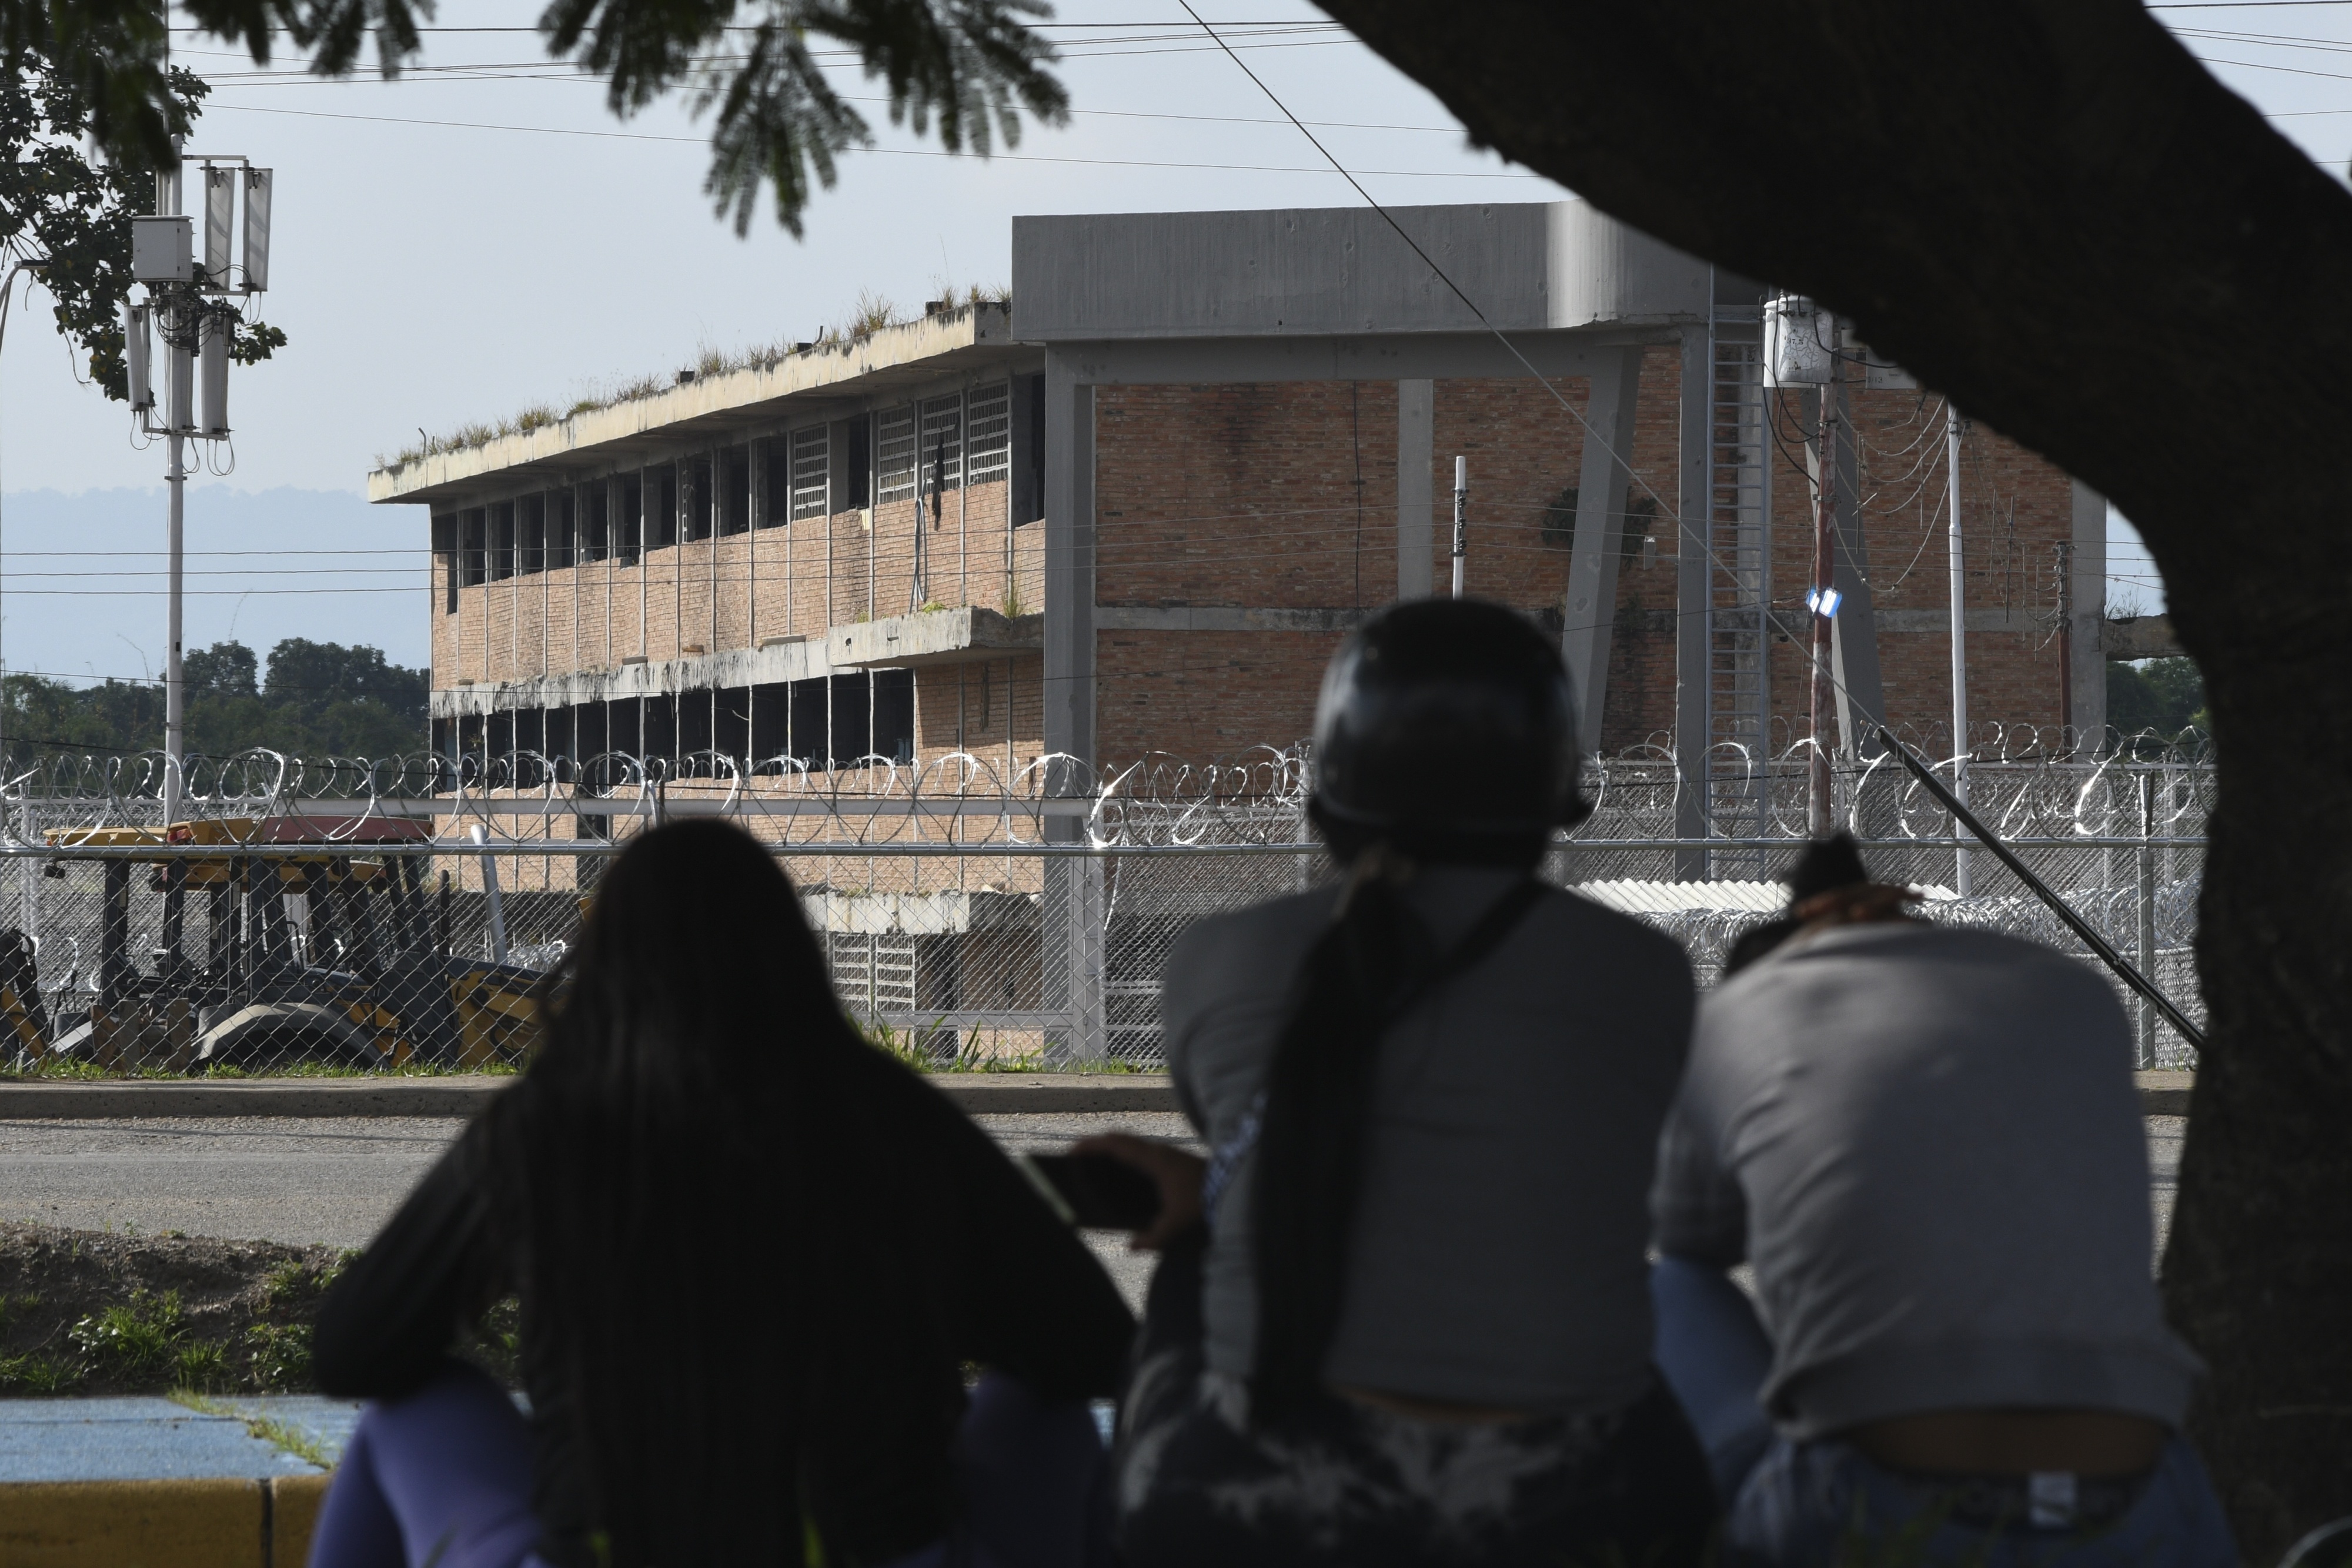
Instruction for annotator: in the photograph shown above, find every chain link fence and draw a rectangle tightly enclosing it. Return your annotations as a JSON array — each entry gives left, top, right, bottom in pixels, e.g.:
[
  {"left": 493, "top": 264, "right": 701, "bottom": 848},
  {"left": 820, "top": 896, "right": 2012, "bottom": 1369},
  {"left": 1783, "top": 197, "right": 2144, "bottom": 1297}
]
[{"left": 0, "top": 731, "right": 2210, "bottom": 1075}]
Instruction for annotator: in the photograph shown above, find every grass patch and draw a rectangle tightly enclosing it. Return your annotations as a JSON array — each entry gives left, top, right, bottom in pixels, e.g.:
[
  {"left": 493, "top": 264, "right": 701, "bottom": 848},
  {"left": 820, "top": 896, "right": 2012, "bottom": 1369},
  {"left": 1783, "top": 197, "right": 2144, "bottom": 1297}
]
[
  {"left": 69, "top": 1288, "right": 186, "bottom": 1377},
  {"left": 169, "top": 1391, "right": 337, "bottom": 1470},
  {"left": 0, "top": 1058, "right": 523, "bottom": 1081},
  {"left": 0, "top": 1222, "right": 358, "bottom": 1396},
  {"left": 859, "top": 1019, "right": 1150, "bottom": 1075}
]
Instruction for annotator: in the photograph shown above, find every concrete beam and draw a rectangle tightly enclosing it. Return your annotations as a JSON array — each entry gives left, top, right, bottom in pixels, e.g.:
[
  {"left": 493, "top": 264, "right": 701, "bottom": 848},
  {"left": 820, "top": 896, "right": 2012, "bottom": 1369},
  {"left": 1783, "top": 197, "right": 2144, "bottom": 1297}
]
[
  {"left": 370, "top": 306, "right": 1037, "bottom": 506},
  {"left": 1093, "top": 606, "right": 1374, "bottom": 633},
  {"left": 429, "top": 637, "right": 831, "bottom": 720},
  {"left": 828, "top": 606, "right": 1043, "bottom": 668},
  {"left": 1876, "top": 607, "right": 2062, "bottom": 634},
  {"left": 1560, "top": 346, "right": 1644, "bottom": 754},
  {"left": 1011, "top": 200, "right": 1725, "bottom": 341},
  {"left": 1045, "top": 332, "right": 1641, "bottom": 389}
]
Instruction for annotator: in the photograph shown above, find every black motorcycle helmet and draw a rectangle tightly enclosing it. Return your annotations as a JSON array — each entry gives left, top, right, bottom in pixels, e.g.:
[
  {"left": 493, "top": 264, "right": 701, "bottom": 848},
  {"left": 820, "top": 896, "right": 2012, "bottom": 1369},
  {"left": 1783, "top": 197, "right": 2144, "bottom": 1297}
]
[{"left": 1308, "top": 598, "right": 1591, "bottom": 865}]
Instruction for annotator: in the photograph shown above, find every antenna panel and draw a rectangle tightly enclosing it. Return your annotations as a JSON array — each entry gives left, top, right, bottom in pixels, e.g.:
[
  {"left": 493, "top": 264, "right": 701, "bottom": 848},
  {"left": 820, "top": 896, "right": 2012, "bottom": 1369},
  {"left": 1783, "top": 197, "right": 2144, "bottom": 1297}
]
[
  {"left": 243, "top": 170, "right": 273, "bottom": 293},
  {"left": 204, "top": 166, "right": 235, "bottom": 280}
]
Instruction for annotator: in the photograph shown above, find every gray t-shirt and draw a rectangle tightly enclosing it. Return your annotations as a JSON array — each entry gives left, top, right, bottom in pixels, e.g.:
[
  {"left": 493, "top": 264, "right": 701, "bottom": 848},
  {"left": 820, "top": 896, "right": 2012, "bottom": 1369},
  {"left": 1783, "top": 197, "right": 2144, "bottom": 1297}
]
[
  {"left": 1162, "top": 866, "right": 1695, "bottom": 1414},
  {"left": 1651, "top": 921, "right": 2203, "bottom": 1439}
]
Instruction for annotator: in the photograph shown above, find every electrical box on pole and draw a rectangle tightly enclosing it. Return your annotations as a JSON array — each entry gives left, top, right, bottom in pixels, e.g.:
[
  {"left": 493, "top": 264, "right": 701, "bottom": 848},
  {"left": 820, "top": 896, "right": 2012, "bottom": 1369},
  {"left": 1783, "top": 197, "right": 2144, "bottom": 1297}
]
[
  {"left": 1763, "top": 292, "right": 1835, "bottom": 388},
  {"left": 131, "top": 216, "right": 193, "bottom": 285}
]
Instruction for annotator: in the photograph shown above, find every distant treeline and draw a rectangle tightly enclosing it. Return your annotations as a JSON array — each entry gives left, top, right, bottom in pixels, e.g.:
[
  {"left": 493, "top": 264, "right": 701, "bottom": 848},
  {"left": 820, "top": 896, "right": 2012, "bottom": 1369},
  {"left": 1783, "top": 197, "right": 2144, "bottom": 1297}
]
[
  {"left": 2, "top": 640, "right": 428, "bottom": 760},
  {"left": 2106, "top": 655, "right": 2207, "bottom": 740}
]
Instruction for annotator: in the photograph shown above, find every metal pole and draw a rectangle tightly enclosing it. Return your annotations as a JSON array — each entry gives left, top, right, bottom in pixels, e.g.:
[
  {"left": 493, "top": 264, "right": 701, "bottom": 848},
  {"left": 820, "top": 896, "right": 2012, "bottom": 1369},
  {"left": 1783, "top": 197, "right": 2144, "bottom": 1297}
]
[
  {"left": 1808, "top": 383, "right": 1836, "bottom": 836},
  {"left": 1946, "top": 403, "right": 1970, "bottom": 895},
  {"left": 162, "top": 141, "right": 186, "bottom": 834},
  {"left": 2137, "top": 769, "right": 2159, "bottom": 1068},
  {"left": 1450, "top": 456, "right": 1466, "bottom": 599}
]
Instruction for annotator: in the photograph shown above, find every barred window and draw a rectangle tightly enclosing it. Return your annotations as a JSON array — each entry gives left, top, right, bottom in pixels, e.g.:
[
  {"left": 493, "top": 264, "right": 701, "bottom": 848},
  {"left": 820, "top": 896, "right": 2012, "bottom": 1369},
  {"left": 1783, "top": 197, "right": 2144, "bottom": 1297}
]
[
  {"left": 876, "top": 405, "right": 918, "bottom": 505},
  {"left": 790, "top": 425, "right": 830, "bottom": 520},
  {"left": 966, "top": 382, "right": 1010, "bottom": 486},
  {"left": 920, "top": 393, "right": 963, "bottom": 496}
]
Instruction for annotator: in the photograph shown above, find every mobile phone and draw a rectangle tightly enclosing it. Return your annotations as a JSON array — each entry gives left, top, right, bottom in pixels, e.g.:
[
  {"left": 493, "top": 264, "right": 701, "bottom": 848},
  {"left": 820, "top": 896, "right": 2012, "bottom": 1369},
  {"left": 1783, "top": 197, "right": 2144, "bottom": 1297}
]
[{"left": 1018, "top": 1152, "right": 1164, "bottom": 1230}]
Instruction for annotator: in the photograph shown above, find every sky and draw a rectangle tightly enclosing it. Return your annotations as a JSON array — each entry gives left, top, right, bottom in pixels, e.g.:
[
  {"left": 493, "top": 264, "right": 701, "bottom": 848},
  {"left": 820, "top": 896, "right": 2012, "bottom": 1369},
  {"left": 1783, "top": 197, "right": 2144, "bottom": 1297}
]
[{"left": 0, "top": 1, "right": 2341, "bottom": 681}]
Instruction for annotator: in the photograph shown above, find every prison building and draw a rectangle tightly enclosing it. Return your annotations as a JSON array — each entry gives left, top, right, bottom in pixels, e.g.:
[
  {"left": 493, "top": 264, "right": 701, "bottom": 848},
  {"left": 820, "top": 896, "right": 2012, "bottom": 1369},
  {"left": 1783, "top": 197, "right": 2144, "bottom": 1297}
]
[{"left": 371, "top": 199, "right": 2107, "bottom": 839}]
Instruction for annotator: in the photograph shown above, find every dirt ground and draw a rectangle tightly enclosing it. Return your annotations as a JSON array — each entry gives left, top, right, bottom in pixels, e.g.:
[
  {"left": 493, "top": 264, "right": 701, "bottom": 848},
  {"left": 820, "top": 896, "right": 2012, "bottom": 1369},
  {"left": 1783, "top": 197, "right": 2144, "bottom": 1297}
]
[{"left": 0, "top": 1221, "right": 348, "bottom": 1396}]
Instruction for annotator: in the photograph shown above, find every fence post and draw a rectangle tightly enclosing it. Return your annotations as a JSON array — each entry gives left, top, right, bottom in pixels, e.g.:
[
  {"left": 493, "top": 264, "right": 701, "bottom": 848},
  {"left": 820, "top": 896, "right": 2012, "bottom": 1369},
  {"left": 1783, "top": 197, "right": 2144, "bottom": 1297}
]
[
  {"left": 2136, "top": 770, "right": 2157, "bottom": 1069},
  {"left": 1067, "top": 851, "right": 1107, "bottom": 1062},
  {"left": 469, "top": 824, "right": 510, "bottom": 965}
]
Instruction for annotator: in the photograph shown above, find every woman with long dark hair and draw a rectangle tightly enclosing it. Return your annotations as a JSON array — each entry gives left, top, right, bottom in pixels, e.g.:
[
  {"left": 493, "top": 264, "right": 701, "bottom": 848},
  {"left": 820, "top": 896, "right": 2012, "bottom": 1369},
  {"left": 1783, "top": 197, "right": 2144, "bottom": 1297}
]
[
  {"left": 1087, "top": 599, "right": 1716, "bottom": 1566},
  {"left": 306, "top": 820, "right": 1135, "bottom": 1568}
]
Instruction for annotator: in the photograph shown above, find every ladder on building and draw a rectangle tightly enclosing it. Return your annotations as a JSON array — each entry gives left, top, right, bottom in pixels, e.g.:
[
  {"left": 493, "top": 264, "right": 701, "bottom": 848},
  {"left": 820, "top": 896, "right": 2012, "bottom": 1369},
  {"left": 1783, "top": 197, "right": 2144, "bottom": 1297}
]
[{"left": 1706, "top": 284, "right": 1774, "bottom": 862}]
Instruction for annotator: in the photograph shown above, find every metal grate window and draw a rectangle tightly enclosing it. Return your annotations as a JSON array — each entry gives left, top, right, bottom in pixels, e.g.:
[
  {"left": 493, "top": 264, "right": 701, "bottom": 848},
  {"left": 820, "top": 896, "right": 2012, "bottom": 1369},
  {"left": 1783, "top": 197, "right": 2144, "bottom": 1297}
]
[
  {"left": 918, "top": 394, "right": 964, "bottom": 497},
  {"left": 790, "top": 425, "right": 830, "bottom": 520},
  {"left": 965, "top": 382, "right": 1010, "bottom": 486},
  {"left": 876, "top": 406, "right": 918, "bottom": 505}
]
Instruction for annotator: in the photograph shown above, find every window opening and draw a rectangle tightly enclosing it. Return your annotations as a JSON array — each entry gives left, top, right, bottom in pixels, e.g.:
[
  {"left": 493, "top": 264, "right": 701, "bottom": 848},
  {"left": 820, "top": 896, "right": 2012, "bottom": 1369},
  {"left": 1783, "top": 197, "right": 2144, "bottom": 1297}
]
[
  {"left": 583, "top": 486, "right": 610, "bottom": 563},
  {"left": 489, "top": 503, "right": 516, "bottom": 583},
  {"left": 720, "top": 448, "right": 751, "bottom": 536},
  {"left": 618, "top": 476, "right": 644, "bottom": 565},
  {"left": 550, "top": 491, "right": 577, "bottom": 570},
  {"left": 844, "top": 414, "right": 874, "bottom": 508},
  {"left": 649, "top": 466, "right": 679, "bottom": 550},
  {"left": 791, "top": 425, "right": 830, "bottom": 520},
  {"left": 519, "top": 495, "right": 546, "bottom": 576},
  {"left": 967, "top": 382, "right": 1011, "bottom": 486},
  {"left": 920, "top": 393, "right": 963, "bottom": 493},
  {"left": 683, "top": 456, "right": 713, "bottom": 543},
  {"left": 876, "top": 406, "right": 918, "bottom": 505}
]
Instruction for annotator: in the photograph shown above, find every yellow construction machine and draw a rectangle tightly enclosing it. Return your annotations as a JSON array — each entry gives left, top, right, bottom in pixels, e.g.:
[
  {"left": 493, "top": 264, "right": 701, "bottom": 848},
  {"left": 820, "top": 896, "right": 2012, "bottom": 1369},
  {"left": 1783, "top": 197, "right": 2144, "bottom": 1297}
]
[{"left": 30, "top": 814, "right": 552, "bottom": 1072}]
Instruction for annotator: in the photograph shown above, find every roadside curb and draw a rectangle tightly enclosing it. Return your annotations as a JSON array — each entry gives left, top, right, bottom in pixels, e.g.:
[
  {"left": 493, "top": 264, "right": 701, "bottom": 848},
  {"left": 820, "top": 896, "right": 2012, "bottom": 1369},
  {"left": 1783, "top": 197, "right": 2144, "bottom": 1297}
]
[
  {"left": 0, "top": 1073, "right": 1180, "bottom": 1119},
  {"left": 0, "top": 1072, "right": 2184, "bottom": 1119},
  {"left": 0, "top": 1474, "right": 327, "bottom": 1567},
  {"left": 2137, "top": 1069, "right": 2193, "bottom": 1117}
]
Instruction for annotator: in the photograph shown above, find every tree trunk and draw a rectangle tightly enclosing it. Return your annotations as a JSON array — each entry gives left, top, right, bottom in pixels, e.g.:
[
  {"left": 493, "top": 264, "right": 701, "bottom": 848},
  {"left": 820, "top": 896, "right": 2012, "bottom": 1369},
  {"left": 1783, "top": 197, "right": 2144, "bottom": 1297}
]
[{"left": 1306, "top": 0, "right": 2352, "bottom": 1549}]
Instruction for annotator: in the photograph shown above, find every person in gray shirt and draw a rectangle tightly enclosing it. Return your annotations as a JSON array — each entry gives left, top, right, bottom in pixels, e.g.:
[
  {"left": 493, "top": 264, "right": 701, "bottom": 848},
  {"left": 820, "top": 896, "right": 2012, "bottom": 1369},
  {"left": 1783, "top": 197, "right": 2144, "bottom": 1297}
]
[
  {"left": 1651, "top": 835, "right": 2233, "bottom": 1566},
  {"left": 1084, "top": 600, "right": 1713, "bottom": 1567}
]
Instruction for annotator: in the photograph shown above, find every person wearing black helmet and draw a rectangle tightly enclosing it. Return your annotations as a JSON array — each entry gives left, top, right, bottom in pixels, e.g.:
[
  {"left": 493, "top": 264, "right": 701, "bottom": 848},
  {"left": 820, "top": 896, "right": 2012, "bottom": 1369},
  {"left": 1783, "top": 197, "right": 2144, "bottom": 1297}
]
[{"left": 1080, "top": 598, "right": 1716, "bottom": 1567}]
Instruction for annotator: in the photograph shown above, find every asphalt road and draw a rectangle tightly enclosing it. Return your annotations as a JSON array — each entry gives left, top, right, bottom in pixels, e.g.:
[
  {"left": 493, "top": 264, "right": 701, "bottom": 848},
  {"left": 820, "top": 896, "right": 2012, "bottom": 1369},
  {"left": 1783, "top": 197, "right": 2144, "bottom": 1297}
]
[
  {"left": 0, "top": 1113, "right": 2187, "bottom": 1310},
  {"left": 0, "top": 1112, "right": 1195, "bottom": 1310}
]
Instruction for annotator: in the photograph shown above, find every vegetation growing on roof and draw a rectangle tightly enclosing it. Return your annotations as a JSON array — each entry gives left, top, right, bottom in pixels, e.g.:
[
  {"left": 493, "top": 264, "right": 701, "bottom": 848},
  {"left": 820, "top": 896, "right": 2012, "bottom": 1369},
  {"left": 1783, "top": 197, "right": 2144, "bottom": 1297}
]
[{"left": 378, "top": 282, "right": 1009, "bottom": 472}]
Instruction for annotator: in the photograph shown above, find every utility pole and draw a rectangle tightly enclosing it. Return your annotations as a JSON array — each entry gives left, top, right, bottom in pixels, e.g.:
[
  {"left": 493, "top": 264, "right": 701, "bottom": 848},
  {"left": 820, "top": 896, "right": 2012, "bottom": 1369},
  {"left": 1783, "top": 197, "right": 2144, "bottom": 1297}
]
[
  {"left": 128, "top": 150, "right": 272, "bottom": 831},
  {"left": 1946, "top": 402, "right": 1971, "bottom": 896},
  {"left": 1806, "top": 372, "right": 1839, "bottom": 837},
  {"left": 1450, "top": 456, "right": 1466, "bottom": 599}
]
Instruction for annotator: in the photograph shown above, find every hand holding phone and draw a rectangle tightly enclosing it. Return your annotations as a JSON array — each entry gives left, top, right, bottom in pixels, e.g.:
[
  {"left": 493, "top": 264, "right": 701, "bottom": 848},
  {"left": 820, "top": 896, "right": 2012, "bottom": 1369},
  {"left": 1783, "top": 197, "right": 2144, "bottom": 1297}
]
[{"left": 1020, "top": 1152, "right": 1165, "bottom": 1229}]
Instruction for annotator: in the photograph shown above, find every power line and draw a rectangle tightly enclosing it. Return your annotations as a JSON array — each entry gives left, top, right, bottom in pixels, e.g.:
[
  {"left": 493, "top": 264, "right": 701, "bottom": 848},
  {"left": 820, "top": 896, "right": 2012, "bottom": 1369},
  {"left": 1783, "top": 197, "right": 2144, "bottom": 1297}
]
[{"left": 196, "top": 103, "right": 1539, "bottom": 182}]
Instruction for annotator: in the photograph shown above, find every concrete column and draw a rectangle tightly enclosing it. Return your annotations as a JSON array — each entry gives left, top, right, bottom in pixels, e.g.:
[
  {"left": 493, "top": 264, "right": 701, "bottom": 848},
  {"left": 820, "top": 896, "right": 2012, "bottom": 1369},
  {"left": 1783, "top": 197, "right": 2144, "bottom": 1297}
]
[
  {"left": 1041, "top": 352, "right": 1097, "bottom": 784},
  {"left": 2070, "top": 479, "right": 2109, "bottom": 750},
  {"left": 1559, "top": 347, "right": 1643, "bottom": 755},
  {"left": 1395, "top": 379, "right": 1434, "bottom": 600},
  {"left": 1673, "top": 326, "right": 1711, "bottom": 877},
  {"left": 1041, "top": 350, "right": 1103, "bottom": 1061}
]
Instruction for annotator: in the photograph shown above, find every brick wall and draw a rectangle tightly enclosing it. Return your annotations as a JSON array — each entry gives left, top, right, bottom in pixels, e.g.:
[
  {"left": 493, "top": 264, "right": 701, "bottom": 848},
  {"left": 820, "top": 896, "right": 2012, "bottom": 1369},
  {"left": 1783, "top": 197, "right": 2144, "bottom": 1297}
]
[{"left": 1089, "top": 355, "right": 2079, "bottom": 770}]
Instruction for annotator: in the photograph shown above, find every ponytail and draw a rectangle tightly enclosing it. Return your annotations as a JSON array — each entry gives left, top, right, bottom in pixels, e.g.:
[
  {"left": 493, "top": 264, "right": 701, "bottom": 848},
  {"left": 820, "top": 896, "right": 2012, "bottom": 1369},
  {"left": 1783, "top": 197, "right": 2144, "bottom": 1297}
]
[{"left": 1248, "top": 848, "right": 1428, "bottom": 1423}]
